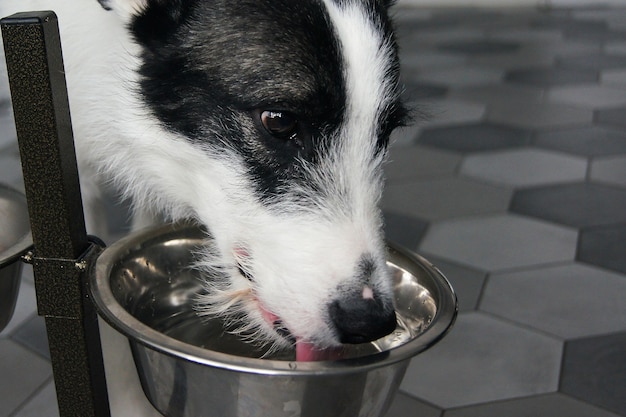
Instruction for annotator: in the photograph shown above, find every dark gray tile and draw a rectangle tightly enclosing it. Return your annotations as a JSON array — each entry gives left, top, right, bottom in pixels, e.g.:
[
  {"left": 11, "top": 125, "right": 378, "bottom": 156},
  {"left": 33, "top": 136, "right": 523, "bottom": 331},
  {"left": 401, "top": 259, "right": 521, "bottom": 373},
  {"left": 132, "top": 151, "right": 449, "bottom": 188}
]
[
  {"left": 12, "top": 315, "right": 50, "bottom": 360},
  {"left": 562, "top": 332, "right": 626, "bottom": 416},
  {"left": 383, "top": 211, "right": 428, "bottom": 252},
  {"left": 531, "top": 16, "right": 609, "bottom": 34},
  {"left": 565, "top": 29, "right": 626, "bottom": 43},
  {"left": 533, "top": 126, "right": 626, "bottom": 157},
  {"left": 578, "top": 224, "right": 626, "bottom": 274},
  {"left": 417, "top": 66, "right": 504, "bottom": 87},
  {"left": 0, "top": 340, "right": 52, "bottom": 416},
  {"left": 385, "top": 392, "right": 441, "bottom": 417},
  {"left": 596, "top": 106, "right": 626, "bottom": 129},
  {"left": 417, "top": 123, "right": 532, "bottom": 153},
  {"left": 385, "top": 145, "right": 461, "bottom": 182},
  {"left": 511, "top": 183, "right": 626, "bottom": 228},
  {"left": 425, "top": 256, "right": 487, "bottom": 312},
  {"left": 505, "top": 67, "right": 598, "bottom": 87},
  {"left": 446, "top": 393, "right": 623, "bottom": 417},
  {"left": 558, "top": 54, "right": 626, "bottom": 70},
  {"left": 439, "top": 40, "right": 522, "bottom": 55},
  {"left": 401, "top": 81, "right": 448, "bottom": 101}
]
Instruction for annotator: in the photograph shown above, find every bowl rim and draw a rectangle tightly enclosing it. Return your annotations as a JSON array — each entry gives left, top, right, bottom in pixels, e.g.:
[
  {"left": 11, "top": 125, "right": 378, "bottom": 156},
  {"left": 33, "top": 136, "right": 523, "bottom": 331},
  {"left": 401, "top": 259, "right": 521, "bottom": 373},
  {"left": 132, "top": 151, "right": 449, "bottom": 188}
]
[
  {"left": 0, "top": 184, "right": 33, "bottom": 268},
  {"left": 91, "top": 222, "right": 457, "bottom": 377}
]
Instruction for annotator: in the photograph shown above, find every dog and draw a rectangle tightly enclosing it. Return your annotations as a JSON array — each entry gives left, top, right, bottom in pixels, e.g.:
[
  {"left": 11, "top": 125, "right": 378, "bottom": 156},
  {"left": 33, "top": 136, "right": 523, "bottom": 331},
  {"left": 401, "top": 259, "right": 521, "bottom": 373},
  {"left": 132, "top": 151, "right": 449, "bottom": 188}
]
[{"left": 1, "top": 0, "right": 407, "bottom": 415}]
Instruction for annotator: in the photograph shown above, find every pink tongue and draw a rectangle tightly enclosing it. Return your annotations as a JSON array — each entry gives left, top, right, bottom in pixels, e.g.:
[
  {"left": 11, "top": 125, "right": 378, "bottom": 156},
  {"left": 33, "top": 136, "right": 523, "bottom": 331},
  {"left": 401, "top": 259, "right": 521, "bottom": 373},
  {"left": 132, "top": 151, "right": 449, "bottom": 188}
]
[
  {"left": 296, "top": 339, "right": 345, "bottom": 362},
  {"left": 258, "top": 303, "right": 343, "bottom": 361}
]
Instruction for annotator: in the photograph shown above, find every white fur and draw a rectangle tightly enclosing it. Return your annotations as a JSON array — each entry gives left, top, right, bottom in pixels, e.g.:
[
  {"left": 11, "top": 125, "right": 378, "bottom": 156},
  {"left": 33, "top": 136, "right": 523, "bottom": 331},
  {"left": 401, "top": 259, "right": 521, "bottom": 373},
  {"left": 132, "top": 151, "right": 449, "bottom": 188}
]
[{"left": 1, "top": 1, "right": 399, "bottom": 416}]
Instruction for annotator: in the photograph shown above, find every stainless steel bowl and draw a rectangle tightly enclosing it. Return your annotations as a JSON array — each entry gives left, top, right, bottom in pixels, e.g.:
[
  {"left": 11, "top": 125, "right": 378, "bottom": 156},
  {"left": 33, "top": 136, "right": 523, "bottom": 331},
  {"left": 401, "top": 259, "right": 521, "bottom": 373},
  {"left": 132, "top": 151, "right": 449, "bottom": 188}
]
[
  {"left": 92, "top": 222, "right": 457, "bottom": 417},
  {"left": 0, "top": 185, "right": 32, "bottom": 333}
]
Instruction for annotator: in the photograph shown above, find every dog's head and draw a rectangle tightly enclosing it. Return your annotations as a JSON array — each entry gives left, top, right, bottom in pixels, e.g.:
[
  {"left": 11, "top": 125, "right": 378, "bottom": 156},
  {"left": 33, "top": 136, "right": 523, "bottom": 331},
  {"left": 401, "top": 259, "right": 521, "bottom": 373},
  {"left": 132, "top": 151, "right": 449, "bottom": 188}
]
[{"left": 101, "top": 0, "right": 407, "bottom": 357}]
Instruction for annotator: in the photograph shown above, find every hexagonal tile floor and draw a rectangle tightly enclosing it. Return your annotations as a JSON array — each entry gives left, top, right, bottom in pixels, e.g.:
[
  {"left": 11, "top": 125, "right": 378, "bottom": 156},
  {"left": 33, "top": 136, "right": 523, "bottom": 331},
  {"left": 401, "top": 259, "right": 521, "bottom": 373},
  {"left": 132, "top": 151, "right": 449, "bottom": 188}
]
[{"left": 2, "top": 5, "right": 626, "bottom": 417}]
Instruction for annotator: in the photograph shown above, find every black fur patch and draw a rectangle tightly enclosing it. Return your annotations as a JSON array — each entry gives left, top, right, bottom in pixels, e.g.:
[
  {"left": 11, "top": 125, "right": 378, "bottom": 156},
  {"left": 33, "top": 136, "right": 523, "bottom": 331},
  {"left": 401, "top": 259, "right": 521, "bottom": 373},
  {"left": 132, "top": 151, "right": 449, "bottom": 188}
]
[{"left": 130, "top": 0, "right": 402, "bottom": 200}]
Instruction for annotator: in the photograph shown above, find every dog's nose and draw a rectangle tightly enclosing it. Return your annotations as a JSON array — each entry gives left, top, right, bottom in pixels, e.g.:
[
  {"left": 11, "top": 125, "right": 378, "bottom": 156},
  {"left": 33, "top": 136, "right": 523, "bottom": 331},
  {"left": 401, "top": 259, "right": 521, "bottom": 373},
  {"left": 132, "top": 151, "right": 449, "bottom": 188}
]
[{"left": 329, "top": 287, "right": 397, "bottom": 344}]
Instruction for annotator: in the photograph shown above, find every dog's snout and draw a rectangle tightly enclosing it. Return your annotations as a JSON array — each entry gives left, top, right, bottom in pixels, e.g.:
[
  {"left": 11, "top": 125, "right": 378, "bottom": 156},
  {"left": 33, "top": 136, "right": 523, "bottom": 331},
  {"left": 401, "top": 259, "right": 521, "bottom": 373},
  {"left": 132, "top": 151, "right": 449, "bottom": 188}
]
[{"left": 329, "top": 287, "right": 397, "bottom": 344}]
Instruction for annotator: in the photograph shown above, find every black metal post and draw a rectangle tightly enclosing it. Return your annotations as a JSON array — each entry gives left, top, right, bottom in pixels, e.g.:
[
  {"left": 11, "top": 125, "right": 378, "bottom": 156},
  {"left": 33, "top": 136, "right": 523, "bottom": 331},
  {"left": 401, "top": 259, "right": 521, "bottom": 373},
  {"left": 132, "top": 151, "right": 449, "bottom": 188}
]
[{"left": 1, "top": 12, "right": 111, "bottom": 417}]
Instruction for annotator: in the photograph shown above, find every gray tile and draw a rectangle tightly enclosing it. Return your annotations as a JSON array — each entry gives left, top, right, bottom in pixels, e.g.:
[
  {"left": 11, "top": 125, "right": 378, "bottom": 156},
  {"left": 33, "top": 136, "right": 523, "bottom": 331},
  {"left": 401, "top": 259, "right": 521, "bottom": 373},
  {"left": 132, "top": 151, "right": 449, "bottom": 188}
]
[
  {"left": 531, "top": 16, "right": 609, "bottom": 34},
  {"left": 601, "top": 69, "right": 626, "bottom": 86},
  {"left": 547, "top": 84, "right": 626, "bottom": 109},
  {"left": 505, "top": 67, "right": 598, "bottom": 87},
  {"left": 446, "top": 393, "right": 623, "bottom": 417},
  {"left": 591, "top": 155, "right": 626, "bottom": 186},
  {"left": 562, "top": 332, "right": 626, "bottom": 416},
  {"left": 418, "top": 98, "right": 486, "bottom": 128},
  {"left": 0, "top": 154, "right": 23, "bottom": 189},
  {"left": 605, "top": 41, "right": 626, "bottom": 55},
  {"left": 382, "top": 177, "right": 512, "bottom": 222},
  {"left": 596, "top": 106, "right": 626, "bottom": 129},
  {"left": 425, "top": 257, "right": 486, "bottom": 312},
  {"left": 385, "top": 392, "right": 441, "bottom": 417},
  {"left": 565, "top": 29, "right": 626, "bottom": 44},
  {"left": 383, "top": 211, "right": 428, "bottom": 252},
  {"left": 400, "top": 312, "right": 562, "bottom": 408},
  {"left": 468, "top": 47, "right": 555, "bottom": 70},
  {"left": 389, "top": 122, "right": 423, "bottom": 148},
  {"left": 533, "top": 126, "right": 626, "bottom": 157},
  {"left": 401, "top": 51, "right": 467, "bottom": 71},
  {"left": 460, "top": 149, "right": 588, "bottom": 187},
  {"left": 416, "top": 66, "right": 503, "bottom": 88},
  {"left": 511, "top": 183, "right": 626, "bottom": 228},
  {"left": 403, "top": 28, "right": 485, "bottom": 47},
  {"left": 543, "top": 41, "right": 603, "bottom": 59},
  {"left": 12, "top": 315, "right": 50, "bottom": 360},
  {"left": 558, "top": 54, "right": 626, "bottom": 70},
  {"left": 401, "top": 81, "right": 448, "bottom": 102},
  {"left": 0, "top": 339, "right": 52, "bottom": 416},
  {"left": 493, "top": 29, "right": 564, "bottom": 44},
  {"left": 578, "top": 224, "right": 626, "bottom": 274},
  {"left": 12, "top": 379, "right": 59, "bottom": 417},
  {"left": 0, "top": 109, "right": 17, "bottom": 151},
  {"left": 439, "top": 40, "right": 521, "bottom": 55},
  {"left": 419, "top": 214, "right": 578, "bottom": 272},
  {"left": 417, "top": 123, "right": 532, "bottom": 153},
  {"left": 481, "top": 263, "right": 626, "bottom": 339},
  {"left": 0, "top": 277, "right": 36, "bottom": 338},
  {"left": 450, "top": 84, "right": 544, "bottom": 108},
  {"left": 487, "top": 99, "right": 593, "bottom": 129},
  {"left": 385, "top": 145, "right": 461, "bottom": 182}
]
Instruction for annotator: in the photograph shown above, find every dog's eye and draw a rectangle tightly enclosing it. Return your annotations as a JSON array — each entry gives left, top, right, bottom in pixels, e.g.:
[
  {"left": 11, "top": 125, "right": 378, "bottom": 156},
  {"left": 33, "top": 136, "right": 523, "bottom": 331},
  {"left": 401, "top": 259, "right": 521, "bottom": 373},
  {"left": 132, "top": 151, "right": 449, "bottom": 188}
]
[{"left": 260, "top": 111, "right": 299, "bottom": 140}]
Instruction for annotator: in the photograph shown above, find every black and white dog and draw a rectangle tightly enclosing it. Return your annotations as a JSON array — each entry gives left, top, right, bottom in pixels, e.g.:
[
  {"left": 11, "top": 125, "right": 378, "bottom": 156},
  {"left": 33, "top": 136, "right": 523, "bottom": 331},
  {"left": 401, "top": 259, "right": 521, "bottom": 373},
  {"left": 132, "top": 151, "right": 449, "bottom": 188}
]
[{"left": 1, "top": 0, "right": 407, "bottom": 415}]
